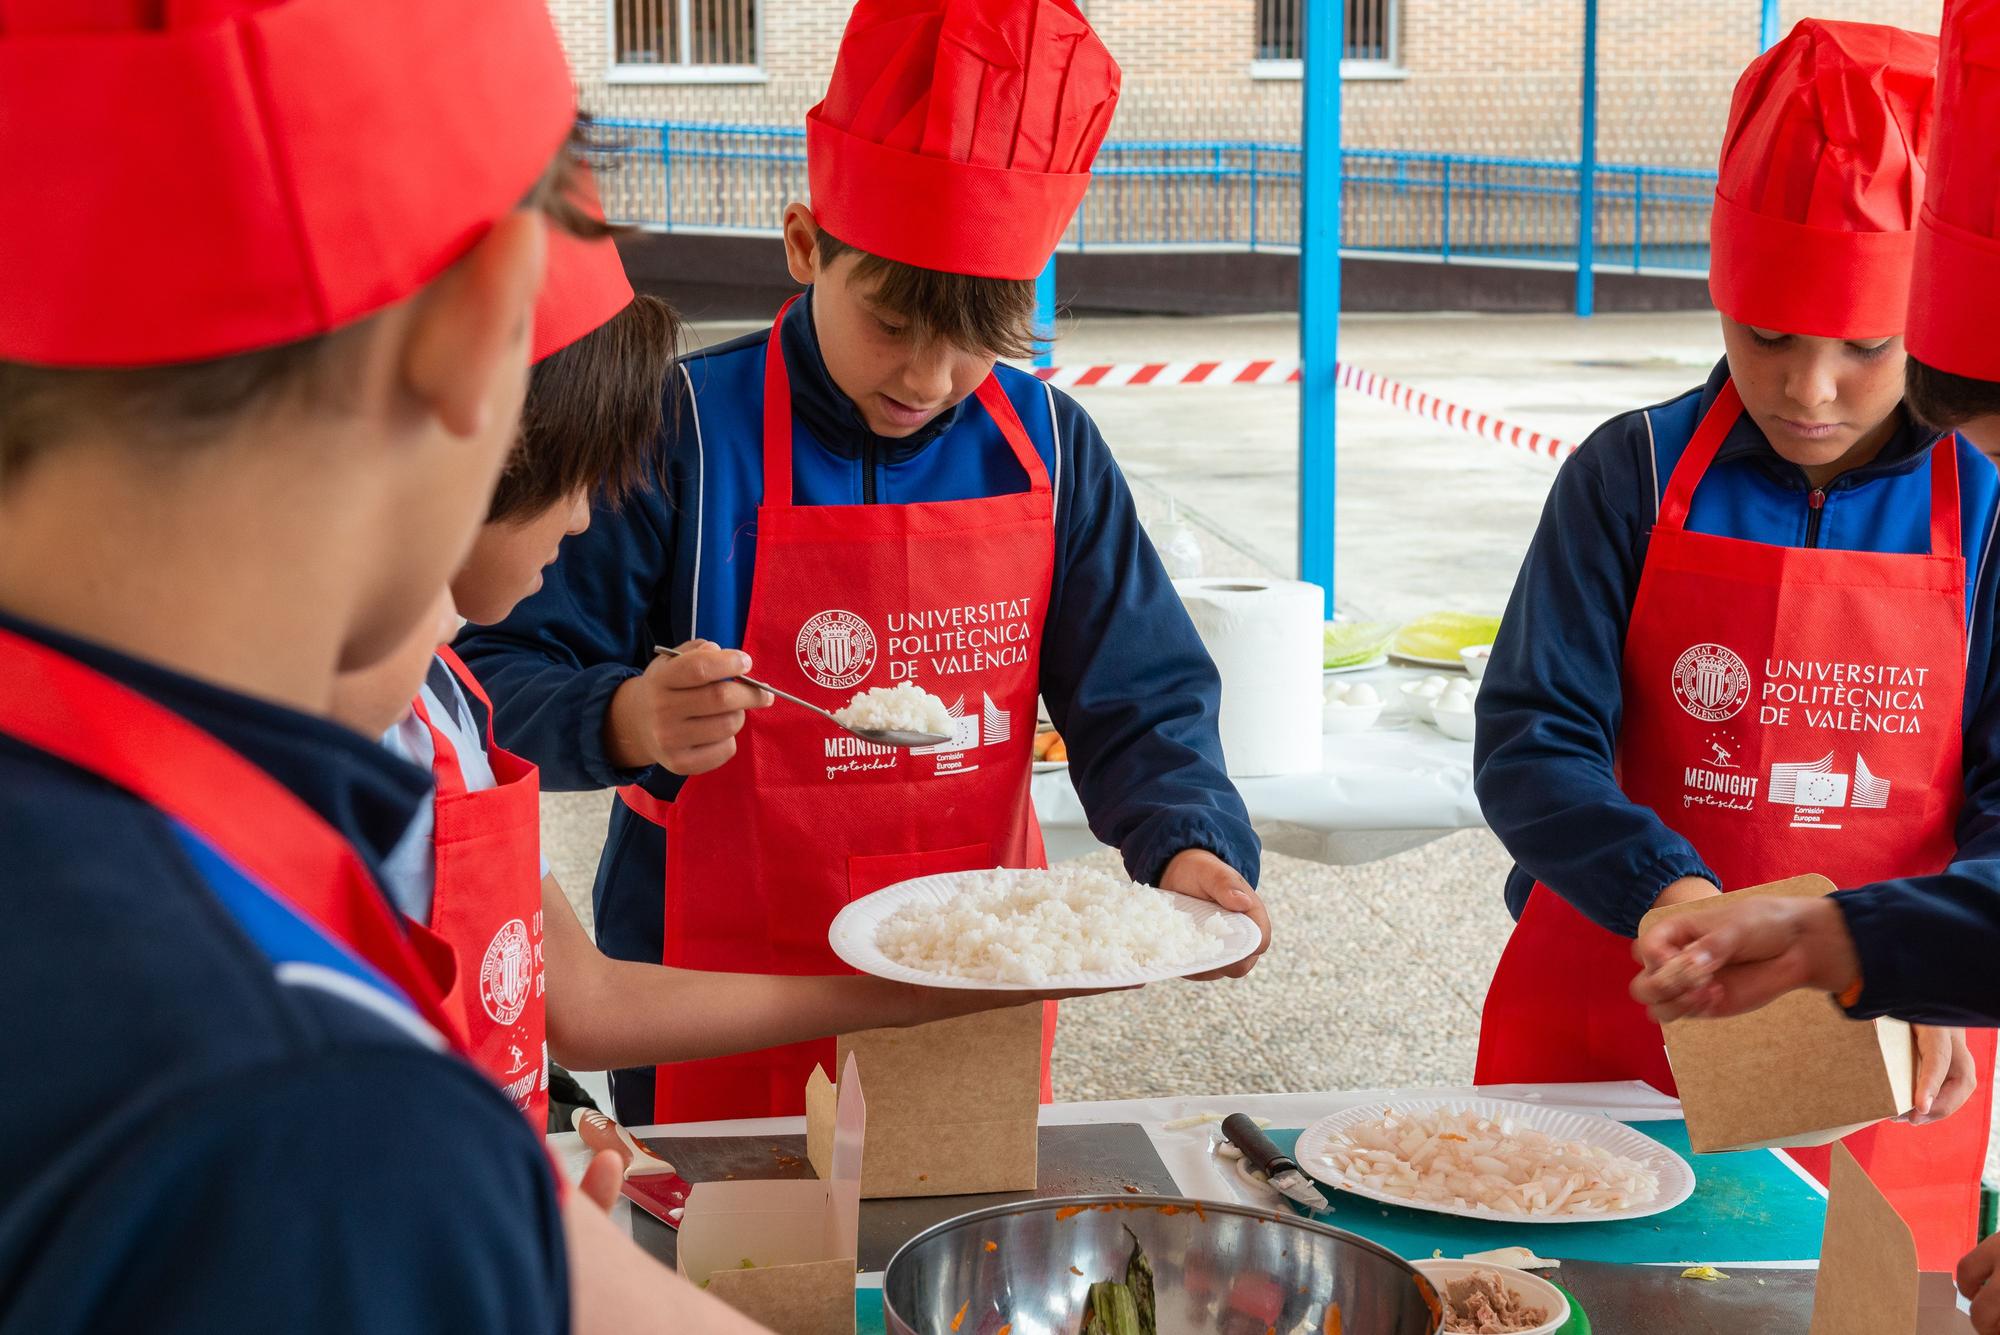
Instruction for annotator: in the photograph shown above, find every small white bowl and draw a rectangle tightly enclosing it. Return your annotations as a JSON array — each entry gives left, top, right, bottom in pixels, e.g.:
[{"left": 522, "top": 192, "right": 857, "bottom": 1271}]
[
  {"left": 1413, "top": 1259, "right": 1569, "bottom": 1335},
  {"left": 1323, "top": 699, "right": 1386, "bottom": 734},
  {"left": 1431, "top": 701, "right": 1478, "bottom": 741},
  {"left": 1399, "top": 680, "right": 1442, "bottom": 723},
  {"left": 1460, "top": 644, "right": 1494, "bottom": 679}
]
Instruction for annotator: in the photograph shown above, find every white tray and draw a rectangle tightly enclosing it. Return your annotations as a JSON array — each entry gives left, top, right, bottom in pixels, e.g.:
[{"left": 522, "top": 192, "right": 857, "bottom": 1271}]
[
  {"left": 1294, "top": 1096, "right": 1696, "bottom": 1224},
  {"left": 827, "top": 869, "right": 1263, "bottom": 990}
]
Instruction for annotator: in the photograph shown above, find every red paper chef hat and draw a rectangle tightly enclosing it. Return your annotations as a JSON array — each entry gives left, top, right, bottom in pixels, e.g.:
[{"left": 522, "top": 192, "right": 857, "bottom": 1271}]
[
  {"left": 0, "top": 0, "right": 576, "bottom": 369},
  {"left": 1909, "top": 0, "right": 2000, "bottom": 380},
  {"left": 806, "top": 0, "right": 1121, "bottom": 280},
  {"left": 1708, "top": 18, "right": 1936, "bottom": 339},
  {"left": 532, "top": 175, "right": 635, "bottom": 364}
]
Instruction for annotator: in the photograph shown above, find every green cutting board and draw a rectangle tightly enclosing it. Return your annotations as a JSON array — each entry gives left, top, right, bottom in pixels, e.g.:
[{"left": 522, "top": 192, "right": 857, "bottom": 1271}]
[{"left": 1270, "top": 1119, "right": 1826, "bottom": 1266}]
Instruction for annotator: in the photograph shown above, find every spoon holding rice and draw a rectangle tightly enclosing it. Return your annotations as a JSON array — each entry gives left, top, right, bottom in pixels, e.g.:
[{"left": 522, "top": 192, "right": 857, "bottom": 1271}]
[{"left": 651, "top": 645, "right": 951, "bottom": 750}]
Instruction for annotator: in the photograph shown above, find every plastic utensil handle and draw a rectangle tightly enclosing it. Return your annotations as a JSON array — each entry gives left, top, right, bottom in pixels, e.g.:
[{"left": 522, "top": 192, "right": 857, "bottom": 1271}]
[
  {"left": 651, "top": 645, "right": 839, "bottom": 724},
  {"left": 1222, "top": 1113, "right": 1300, "bottom": 1178}
]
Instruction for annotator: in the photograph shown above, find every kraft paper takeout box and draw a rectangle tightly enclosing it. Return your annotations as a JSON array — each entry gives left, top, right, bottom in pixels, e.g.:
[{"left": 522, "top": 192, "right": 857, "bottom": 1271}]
[
  {"left": 807, "top": 1002, "right": 1041, "bottom": 1198},
  {"left": 676, "top": 1053, "right": 865, "bottom": 1335},
  {"left": 1810, "top": 1145, "right": 1973, "bottom": 1335},
  {"left": 1641, "top": 874, "right": 1915, "bottom": 1154}
]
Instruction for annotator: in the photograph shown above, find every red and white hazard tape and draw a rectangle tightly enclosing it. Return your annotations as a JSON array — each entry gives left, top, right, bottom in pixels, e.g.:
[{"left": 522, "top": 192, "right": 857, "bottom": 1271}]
[{"left": 1030, "top": 358, "right": 1576, "bottom": 459}]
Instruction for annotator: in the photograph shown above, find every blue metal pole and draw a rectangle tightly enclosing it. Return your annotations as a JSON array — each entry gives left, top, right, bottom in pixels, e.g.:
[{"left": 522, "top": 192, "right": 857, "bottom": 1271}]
[
  {"left": 1576, "top": 0, "right": 1599, "bottom": 318},
  {"left": 1032, "top": 257, "right": 1056, "bottom": 369},
  {"left": 1760, "top": 0, "right": 1781, "bottom": 51},
  {"left": 1299, "top": 0, "right": 1342, "bottom": 613}
]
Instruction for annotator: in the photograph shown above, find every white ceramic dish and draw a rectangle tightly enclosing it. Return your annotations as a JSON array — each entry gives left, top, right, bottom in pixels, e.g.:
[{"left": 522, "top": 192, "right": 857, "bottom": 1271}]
[
  {"left": 1413, "top": 1260, "right": 1569, "bottom": 1335},
  {"left": 1431, "top": 702, "right": 1477, "bottom": 741},
  {"left": 1460, "top": 644, "right": 1494, "bottom": 679},
  {"left": 1031, "top": 761, "right": 1068, "bottom": 774},
  {"left": 827, "top": 869, "right": 1264, "bottom": 991},
  {"left": 1323, "top": 700, "right": 1386, "bottom": 734},
  {"left": 1399, "top": 680, "right": 1443, "bottom": 723},
  {"left": 1295, "top": 1096, "right": 1696, "bottom": 1224},
  {"left": 1323, "top": 653, "right": 1390, "bottom": 677}
]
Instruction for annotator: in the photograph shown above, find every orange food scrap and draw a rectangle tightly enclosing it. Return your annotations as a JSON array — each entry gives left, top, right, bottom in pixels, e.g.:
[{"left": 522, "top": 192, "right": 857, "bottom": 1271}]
[
  {"left": 998, "top": 1327, "right": 1011, "bottom": 1335},
  {"left": 919, "top": 1174, "right": 929, "bottom": 1182},
  {"left": 1438, "top": 1133, "right": 1467, "bottom": 1142},
  {"left": 950, "top": 1300, "right": 968, "bottom": 1331},
  {"left": 1056, "top": 1206, "right": 1085, "bottom": 1220},
  {"left": 1070, "top": 1266, "right": 1084, "bottom": 1277},
  {"left": 1123, "top": 1185, "right": 1140, "bottom": 1193},
  {"left": 1324, "top": 1302, "right": 1343, "bottom": 1335},
  {"left": 983, "top": 1241, "right": 998, "bottom": 1253}
]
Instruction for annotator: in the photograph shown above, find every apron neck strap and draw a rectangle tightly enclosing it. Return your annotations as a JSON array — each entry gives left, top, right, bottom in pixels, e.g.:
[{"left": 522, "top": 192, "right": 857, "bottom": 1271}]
[
  {"left": 761, "top": 296, "right": 1053, "bottom": 505},
  {"left": 1657, "top": 379, "right": 1962, "bottom": 560},
  {"left": 1656, "top": 379, "right": 1745, "bottom": 533},
  {"left": 408, "top": 647, "right": 494, "bottom": 796},
  {"left": 0, "top": 627, "right": 466, "bottom": 1048}
]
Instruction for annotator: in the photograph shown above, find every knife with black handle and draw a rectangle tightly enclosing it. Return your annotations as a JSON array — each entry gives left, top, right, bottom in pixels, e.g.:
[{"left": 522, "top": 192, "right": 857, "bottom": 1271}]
[{"left": 1222, "top": 1113, "right": 1329, "bottom": 1213}]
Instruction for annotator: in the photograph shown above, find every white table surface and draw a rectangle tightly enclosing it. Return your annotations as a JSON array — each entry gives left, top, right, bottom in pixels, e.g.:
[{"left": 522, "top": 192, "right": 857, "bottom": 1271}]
[
  {"left": 1031, "top": 664, "right": 1484, "bottom": 866},
  {"left": 547, "top": 1079, "right": 1826, "bottom": 1278}
]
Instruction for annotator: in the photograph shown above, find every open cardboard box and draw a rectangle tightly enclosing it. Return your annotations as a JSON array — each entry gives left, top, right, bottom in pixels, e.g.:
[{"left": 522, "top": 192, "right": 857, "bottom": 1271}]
[
  {"left": 676, "top": 1053, "right": 865, "bottom": 1335},
  {"left": 1641, "top": 874, "right": 1914, "bottom": 1154},
  {"left": 1811, "top": 1145, "right": 1973, "bottom": 1334},
  {"left": 808, "top": 1002, "right": 1041, "bottom": 1198}
]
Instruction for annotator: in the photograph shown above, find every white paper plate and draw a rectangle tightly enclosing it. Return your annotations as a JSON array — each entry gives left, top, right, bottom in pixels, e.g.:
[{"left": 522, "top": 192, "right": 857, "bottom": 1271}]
[
  {"left": 1323, "top": 654, "right": 1389, "bottom": 677},
  {"left": 1295, "top": 1096, "right": 1695, "bottom": 1224},
  {"left": 1389, "top": 652, "right": 1471, "bottom": 670},
  {"left": 1032, "top": 760, "right": 1068, "bottom": 774},
  {"left": 827, "top": 870, "right": 1263, "bottom": 991}
]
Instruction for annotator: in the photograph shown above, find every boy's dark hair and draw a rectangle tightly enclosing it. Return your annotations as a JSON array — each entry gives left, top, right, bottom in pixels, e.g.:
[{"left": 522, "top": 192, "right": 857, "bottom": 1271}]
[
  {"left": 0, "top": 135, "right": 607, "bottom": 488},
  {"left": 814, "top": 227, "right": 1042, "bottom": 360},
  {"left": 1906, "top": 354, "right": 2000, "bottom": 433},
  {"left": 491, "top": 290, "right": 680, "bottom": 523}
]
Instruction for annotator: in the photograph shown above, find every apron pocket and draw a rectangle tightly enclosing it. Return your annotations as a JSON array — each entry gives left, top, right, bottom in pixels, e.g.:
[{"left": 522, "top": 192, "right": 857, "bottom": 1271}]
[{"left": 847, "top": 843, "right": 993, "bottom": 901}]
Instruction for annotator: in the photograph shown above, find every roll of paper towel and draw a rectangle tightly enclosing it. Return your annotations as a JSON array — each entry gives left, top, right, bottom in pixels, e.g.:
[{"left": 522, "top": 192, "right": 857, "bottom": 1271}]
[{"left": 1175, "top": 577, "right": 1324, "bottom": 777}]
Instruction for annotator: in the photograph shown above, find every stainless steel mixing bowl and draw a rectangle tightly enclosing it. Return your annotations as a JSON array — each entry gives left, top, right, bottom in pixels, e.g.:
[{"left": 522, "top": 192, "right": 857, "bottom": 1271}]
[{"left": 881, "top": 1195, "right": 1442, "bottom": 1335}]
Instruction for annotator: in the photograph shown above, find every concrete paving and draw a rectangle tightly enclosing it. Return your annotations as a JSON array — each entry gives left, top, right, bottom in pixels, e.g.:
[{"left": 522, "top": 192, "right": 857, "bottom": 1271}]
[{"left": 544, "top": 309, "right": 1998, "bottom": 1177}]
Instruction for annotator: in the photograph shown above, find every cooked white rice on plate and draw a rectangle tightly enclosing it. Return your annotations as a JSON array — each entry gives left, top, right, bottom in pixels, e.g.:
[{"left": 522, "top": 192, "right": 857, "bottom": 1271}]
[{"left": 873, "top": 866, "right": 1230, "bottom": 984}]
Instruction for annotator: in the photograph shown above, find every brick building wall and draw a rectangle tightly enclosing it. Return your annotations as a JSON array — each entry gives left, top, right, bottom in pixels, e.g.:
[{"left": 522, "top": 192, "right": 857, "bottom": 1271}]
[{"left": 560, "top": 0, "right": 1943, "bottom": 167}]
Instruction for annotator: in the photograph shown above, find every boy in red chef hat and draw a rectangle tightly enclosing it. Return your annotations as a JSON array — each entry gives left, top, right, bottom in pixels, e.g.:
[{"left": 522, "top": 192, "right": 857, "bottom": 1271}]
[
  {"left": 338, "top": 205, "right": 1130, "bottom": 1132},
  {"left": 0, "top": 1, "right": 760, "bottom": 1329},
  {"left": 1474, "top": 18, "right": 1998, "bottom": 1270},
  {"left": 458, "top": 0, "right": 1269, "bottom": 1128}
]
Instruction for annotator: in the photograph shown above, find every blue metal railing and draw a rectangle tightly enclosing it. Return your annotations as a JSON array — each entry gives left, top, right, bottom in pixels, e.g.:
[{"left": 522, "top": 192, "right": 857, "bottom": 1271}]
[{"left": 584, "top": 119, "right": 1715, "bottom": 275}]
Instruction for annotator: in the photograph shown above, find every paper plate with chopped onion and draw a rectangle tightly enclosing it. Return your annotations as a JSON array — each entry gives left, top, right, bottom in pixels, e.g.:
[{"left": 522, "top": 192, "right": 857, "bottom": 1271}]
[
  {"left": 827, "top": 866, "right": 1263, "bottom": 990},
  {"left": 1295, "top": 1097, "right": 1695, "bottom": 1224}
]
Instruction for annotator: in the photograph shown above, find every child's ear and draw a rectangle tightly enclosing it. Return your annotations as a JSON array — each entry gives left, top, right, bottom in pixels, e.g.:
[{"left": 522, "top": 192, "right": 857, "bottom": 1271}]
[
  {"left": 403, "top": 209, "right": 547, "bottom": 440},
  {"left": 782, "top": 202, "right": 821, "bottom": 286}
]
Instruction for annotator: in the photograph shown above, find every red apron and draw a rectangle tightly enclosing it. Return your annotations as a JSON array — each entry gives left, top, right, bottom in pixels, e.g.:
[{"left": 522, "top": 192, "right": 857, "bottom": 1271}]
[
  {"left": 1476, "top": 380, "right": 1993, "bottom": 1269},
  {"left": 621, "top": 298, "right": 1057, "bottom": 1122},
  {"left": 0, "top": 626, "right": 471, "bottom": 1053},
  {"left": 413, "top": 646, "right": 549, "bottom": 1127}
]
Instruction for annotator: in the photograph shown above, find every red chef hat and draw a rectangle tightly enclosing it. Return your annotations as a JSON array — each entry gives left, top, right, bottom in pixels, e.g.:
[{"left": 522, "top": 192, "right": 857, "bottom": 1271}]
[
  {"left": 805, "top": 0, "right": 1120, "bottom": 280},
  {"left": 0, "top": 0, "right": 575, "bottom": 368},
  {"left": 1909, "top": 0, "right": 2000, "bottom": 380},
  {"left": 532, "top": 175, "right": 635, "bottom": 364},
  {"left": 1708, "top": 18, "right": 1937, "bottom": 339}
]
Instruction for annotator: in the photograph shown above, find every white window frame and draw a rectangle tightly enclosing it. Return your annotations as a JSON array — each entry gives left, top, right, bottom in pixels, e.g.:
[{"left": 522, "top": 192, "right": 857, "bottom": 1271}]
[{"left": 606, "top": 0, "right": 767, "bottom": 85}]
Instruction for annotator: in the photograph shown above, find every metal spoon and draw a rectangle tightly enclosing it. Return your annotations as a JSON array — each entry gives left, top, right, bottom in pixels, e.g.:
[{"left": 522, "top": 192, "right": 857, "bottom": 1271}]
[{"left": 652, "top": 645, "right": 950, "bottom": 750}]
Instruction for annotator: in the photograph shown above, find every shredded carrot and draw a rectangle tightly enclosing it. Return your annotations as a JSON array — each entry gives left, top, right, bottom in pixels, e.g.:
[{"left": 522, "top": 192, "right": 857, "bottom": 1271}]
[
  {"left": 1324, "top": 1302, "right": 1344, "bottom": 1335},
  {"left": 998, "top": 1327, "right": 1010, "bottom": 1335},
  {"left": 1438, "top": 1133, "right": 1468, "bottom": 1142},
  {"left": 951, "top": 1300, "right": 968, "bottom": 1331},
  {"left": 983, "top": 1240, "right": 998, "bottom": 1253},
  {"left": 1070, "top": 1266, "right": 1084, "bottom": 1276},
  {"left": 1056, "top": 1206, "right": 1085, "bottom": 1220}
]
